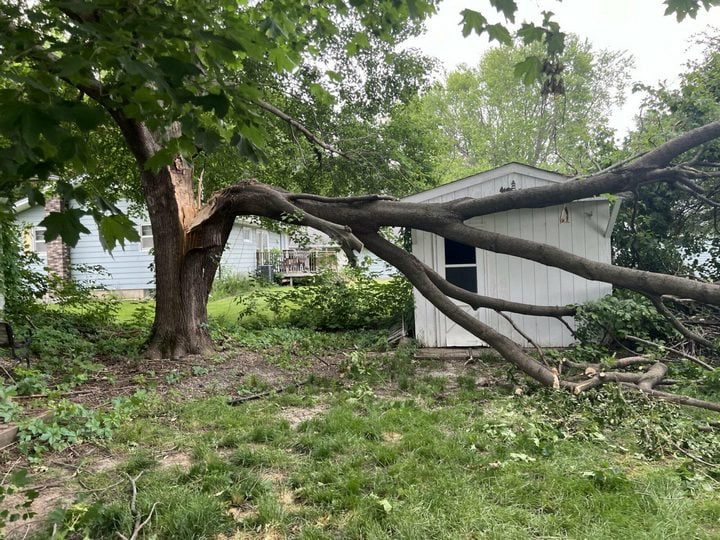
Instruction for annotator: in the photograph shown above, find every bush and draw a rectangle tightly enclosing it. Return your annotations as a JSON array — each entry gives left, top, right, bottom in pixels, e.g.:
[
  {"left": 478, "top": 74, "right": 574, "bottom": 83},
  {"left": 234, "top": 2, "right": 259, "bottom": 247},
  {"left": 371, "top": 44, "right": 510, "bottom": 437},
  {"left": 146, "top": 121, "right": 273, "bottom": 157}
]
[
  {"left": 211, "top": 270, "right": 266, "bottom": 299},
  {"left": 575, "top": 291, "right": 677, "bottom": 345},
  {"left": 235, "top": 267, "right": 413, "bottom": 331}
]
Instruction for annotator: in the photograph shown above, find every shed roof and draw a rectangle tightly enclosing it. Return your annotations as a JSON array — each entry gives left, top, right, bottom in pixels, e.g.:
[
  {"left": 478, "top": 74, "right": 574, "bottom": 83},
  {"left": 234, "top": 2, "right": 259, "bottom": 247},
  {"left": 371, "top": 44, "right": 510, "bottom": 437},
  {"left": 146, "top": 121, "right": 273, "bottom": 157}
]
[{"left": 401, "top": 162, "right": 596, "bottom": 203}]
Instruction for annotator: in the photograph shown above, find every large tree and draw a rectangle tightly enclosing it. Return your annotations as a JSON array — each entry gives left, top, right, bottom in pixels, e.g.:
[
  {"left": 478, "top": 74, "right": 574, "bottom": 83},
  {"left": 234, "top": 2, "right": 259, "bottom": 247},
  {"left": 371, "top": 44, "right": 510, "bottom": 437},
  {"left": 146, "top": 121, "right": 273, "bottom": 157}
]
[
  {"left": 2, "top": 0, "right": 720, "bottom": 409},
  {"left": 407, "top": 36, "right": 631, "bottom": 182}
]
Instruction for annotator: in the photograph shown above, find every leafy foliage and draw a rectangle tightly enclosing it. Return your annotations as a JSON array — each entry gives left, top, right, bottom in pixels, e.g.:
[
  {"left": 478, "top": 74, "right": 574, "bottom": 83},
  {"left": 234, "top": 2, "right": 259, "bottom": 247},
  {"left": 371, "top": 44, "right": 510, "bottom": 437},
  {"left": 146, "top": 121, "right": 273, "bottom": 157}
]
[
  {"left": 575, "top": 292, "right": 678, "bottom": 345},
  {"left": 0, "top": 0, "right": 443, "bottom": 247},
  {"left": 17, "top": 396, "right": 138, "bottom": 458},
  {"left": 402, "top": 36, "right": 630, "bottom": 183},
  {"left": 619, "top": 34, "right": 720, "bottom": 277},
  {"left": 234, "top": 268, "right": 412, "bottom": 331},
  {"left": 0, "top": 468, "right": 38, "bottom": 535}
]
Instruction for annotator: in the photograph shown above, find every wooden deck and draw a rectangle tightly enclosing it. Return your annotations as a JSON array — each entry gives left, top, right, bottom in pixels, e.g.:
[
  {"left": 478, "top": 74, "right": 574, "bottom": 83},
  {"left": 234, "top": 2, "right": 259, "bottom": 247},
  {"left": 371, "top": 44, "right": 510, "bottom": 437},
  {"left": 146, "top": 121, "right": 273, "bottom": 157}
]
[{"left": 256, "top": 249, "right": 339, "bottom": 285}]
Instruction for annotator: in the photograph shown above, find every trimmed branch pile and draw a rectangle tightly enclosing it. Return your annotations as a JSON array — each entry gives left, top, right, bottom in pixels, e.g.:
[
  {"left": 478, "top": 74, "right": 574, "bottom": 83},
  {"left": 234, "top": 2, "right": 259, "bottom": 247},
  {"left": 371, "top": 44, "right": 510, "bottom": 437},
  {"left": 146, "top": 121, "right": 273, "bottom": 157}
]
[{"left": 187, "top": 121, "right": 720, "bottom": 412}]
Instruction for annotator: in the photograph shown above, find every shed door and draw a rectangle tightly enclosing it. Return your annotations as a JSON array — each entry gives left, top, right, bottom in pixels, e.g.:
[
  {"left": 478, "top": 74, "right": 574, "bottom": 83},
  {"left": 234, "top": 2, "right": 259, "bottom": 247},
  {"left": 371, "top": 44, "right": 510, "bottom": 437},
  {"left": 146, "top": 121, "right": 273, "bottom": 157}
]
[{"left": 442, "top": 238, "right": 485, "bottom": 347}]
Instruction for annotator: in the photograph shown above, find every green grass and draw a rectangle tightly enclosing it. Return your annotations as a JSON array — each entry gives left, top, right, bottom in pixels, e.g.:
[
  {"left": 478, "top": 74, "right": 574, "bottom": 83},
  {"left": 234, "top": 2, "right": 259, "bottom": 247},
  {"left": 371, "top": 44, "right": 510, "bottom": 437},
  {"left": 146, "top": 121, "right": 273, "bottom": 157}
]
[
  {"left": 114, "top": 290, "right": 283, "bottom": 326},
  {"left": 39, "top": 354, "right": 720, "bottom": 539}
]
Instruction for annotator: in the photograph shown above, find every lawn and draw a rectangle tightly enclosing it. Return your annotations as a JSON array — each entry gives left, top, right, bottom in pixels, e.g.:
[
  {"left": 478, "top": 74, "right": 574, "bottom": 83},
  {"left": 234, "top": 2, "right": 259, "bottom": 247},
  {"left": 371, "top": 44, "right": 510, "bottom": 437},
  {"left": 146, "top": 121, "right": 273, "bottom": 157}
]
[
  {"left": 2, "top": 289, "right": 719, "bottom": 539},
  {"left": 7, "top": 337, "right": 719, "bottom": 539},
  {"left": 114, "top": 293, "right": 278, "bottom": 325}
]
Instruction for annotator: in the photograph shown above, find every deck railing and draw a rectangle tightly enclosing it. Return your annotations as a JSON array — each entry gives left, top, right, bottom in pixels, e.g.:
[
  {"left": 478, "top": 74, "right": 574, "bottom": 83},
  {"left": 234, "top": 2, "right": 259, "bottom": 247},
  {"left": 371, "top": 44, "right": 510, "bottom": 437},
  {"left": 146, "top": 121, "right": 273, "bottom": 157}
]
[{"left": 256, "top": 249, "right": 336, "bottom": 274}]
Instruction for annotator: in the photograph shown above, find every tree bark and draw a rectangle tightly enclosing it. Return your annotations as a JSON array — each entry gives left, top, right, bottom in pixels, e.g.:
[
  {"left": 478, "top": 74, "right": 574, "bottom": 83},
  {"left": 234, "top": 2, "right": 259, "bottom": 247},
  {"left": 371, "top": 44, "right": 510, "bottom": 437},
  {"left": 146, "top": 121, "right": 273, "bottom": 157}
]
[
  {"left": 141, "top": 162, "right": 234, "bottom": 359},
  {"left": 111, "top": 117, "right": 230, "bottom": 358}
]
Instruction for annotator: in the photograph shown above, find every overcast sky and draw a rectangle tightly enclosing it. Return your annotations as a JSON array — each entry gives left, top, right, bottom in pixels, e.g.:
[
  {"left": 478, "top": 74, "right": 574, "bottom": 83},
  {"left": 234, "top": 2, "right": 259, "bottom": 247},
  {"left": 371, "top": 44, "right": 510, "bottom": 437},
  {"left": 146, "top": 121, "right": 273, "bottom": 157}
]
[{"left": 404, "top": 0, "right": 720, "bottom": 137}]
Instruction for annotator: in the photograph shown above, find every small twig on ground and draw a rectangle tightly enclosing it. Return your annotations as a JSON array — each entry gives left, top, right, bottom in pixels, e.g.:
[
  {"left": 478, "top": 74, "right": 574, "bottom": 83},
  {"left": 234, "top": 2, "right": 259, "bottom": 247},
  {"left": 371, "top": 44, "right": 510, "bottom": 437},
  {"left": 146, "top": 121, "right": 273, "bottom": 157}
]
[
  {"left": 625, "top": 335, "right": 715, "bottom": 371},
  {"left": 671, "top": 440, "right": 720, "bottom": 469},
  {"left": 228, "top": 381, "right": 306, "bottom": 406},
  {"left": 12, "top": 389, "right": 94, "bottom": 400},
  {"left": 117, "top": 471, "right": 158, "bottom": 540},
  {"left": 78, "top": 476, "right": 126, "bottom": 494},
  {"left": 310, "top": 351, "right": 335, "bottom": 367}
]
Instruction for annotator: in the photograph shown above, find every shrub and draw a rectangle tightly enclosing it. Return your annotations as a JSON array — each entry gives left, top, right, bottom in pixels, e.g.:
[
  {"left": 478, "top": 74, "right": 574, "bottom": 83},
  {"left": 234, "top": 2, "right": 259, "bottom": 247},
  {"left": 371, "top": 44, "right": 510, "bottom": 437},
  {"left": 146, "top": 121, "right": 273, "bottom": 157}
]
[
  {"left": 575, "top": 292, "right": 677, "bottom": 345},
  {"left": 235, "top": 267, "right": 413, "bottom": 331},
  {"left": 211, "top": 270, "right": 266, "bottom": 299}
]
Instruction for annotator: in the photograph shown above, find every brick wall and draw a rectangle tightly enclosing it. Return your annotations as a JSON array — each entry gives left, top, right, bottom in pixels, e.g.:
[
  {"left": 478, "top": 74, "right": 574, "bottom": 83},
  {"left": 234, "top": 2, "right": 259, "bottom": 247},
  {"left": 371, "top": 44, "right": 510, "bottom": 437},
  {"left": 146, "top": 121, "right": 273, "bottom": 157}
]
[{"left": 44, "top": 198, "right": 71, "bottom": 279}]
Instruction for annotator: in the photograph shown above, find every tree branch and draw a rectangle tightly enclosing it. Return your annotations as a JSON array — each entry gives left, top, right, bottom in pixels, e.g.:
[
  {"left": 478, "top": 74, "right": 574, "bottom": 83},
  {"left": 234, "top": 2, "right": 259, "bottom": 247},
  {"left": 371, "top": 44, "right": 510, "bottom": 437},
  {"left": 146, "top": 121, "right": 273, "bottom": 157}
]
[
  {"left": 255, "top": 99, "right": 350, "bottom": 159},
  {"left": 647, "top": 295, "right": 714, "bottom": 348}
]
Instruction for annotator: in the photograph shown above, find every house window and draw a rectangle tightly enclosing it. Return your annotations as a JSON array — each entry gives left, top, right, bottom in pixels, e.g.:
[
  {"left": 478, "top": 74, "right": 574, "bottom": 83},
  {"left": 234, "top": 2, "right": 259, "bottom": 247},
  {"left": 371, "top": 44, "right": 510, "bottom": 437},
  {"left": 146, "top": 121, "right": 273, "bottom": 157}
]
[
  {"left": 241, "top": 227, "right": 252, "bottom": 243},
  {"left": 33, "top": 227, "right": 47, "bottom": 255},
  {"left": 444, "top": 238, "right": 477, "bottom": 292},
  {"left": 256, "top": 230, "right": 269, "bottom": 251},
  {"left": 140, "top": 224, "right": 154, "bottom": 251}
]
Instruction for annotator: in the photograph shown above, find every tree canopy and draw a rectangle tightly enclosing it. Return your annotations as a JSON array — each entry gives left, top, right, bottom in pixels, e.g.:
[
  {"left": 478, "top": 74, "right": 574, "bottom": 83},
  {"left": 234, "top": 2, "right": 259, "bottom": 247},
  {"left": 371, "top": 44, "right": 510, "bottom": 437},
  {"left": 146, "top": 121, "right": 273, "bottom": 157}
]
[{"left": 401, "top": 36, "right": 631, "bottom": 183}]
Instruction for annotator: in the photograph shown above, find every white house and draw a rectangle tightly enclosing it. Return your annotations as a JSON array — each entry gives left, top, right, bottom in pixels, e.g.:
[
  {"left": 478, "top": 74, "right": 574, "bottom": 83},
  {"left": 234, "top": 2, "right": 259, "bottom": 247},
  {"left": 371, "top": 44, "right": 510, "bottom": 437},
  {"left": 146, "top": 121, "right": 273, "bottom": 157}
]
[
  {"left": 13, "top": 198, "right": 288, "bottom": 298},
  {"left": 402, "top": 163, "right": 620, "bottom": 348}
]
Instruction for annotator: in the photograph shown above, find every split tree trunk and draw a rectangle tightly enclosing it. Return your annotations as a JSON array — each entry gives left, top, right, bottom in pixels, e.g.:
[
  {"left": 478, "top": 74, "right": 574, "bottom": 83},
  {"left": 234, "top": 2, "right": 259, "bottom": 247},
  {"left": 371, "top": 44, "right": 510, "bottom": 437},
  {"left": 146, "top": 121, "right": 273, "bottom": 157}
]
[{"left": 140, "top": 159, "right": 229, "bottom": 359}]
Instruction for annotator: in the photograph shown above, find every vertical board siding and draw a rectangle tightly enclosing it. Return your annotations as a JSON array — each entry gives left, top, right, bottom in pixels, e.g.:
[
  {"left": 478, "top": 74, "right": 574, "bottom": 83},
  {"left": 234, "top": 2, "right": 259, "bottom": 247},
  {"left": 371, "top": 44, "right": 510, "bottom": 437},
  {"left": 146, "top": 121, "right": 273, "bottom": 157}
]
[{"left": 411, "top": 169, "right": 613, "bottom": 348}]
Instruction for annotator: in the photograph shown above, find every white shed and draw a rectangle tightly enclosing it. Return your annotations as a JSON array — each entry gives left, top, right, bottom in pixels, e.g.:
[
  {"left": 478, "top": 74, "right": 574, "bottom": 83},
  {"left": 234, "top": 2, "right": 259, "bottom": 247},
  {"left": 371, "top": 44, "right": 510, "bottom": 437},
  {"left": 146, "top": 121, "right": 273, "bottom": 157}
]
[{"left": 403, "top": 163, "right": 618, "bottom": 348}]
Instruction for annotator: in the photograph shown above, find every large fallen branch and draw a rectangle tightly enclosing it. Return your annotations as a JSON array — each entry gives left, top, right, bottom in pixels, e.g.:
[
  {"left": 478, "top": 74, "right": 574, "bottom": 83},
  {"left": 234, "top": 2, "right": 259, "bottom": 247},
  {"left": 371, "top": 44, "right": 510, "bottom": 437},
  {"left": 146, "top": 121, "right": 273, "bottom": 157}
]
[{"left": 181, "top": 121, "right": 720, "bottom": 412}]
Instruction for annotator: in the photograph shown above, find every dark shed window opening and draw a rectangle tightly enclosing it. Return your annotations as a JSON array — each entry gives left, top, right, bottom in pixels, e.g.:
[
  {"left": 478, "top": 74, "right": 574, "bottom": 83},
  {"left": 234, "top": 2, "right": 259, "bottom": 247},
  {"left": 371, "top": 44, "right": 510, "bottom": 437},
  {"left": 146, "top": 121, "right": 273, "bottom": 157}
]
[{"left": 444, "top": 238, "right": 477, "bottom": 293}]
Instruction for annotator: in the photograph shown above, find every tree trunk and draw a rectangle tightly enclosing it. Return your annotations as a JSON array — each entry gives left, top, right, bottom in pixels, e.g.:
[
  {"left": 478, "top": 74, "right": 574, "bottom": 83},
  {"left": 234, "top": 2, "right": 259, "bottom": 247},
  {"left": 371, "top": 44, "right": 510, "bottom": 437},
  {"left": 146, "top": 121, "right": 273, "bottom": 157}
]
[{"left": 141, "top": 159, "right": 229, "bottom": 358}]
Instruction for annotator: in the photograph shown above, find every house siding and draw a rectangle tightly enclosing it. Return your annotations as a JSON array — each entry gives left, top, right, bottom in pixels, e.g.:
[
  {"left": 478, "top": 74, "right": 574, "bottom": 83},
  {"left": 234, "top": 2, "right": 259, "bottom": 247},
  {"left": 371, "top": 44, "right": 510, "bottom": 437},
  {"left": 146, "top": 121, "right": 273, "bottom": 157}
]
[
  {"left": 16, "top": 201, "right": 285, "bottom": 291},
  {"left": 70, "top": 201, "right": 155, "bottom": 290},
  {"left": 14, "top": 204, "right": 48, "bottom": 275},
  {"left": 218, "top": 223, "right": 284, "bottom": 278}
]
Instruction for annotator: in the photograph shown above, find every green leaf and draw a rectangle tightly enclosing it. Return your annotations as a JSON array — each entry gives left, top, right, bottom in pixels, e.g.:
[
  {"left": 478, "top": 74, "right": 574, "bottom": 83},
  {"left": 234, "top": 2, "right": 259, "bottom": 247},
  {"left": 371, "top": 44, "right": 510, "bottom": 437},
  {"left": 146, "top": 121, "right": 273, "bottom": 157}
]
[
  {"left": 486, "top": 23, "right": 513, "bottom": 45},
  {"left": 460, "top": 9, "right": 487, "bottom": 38},
  {"left": 39, "top": 209, "right": 91, "bottom": 247},
  {"left": 20, "top": 106, "right": 54, "bottom": 147},
  {"left": 490, "top": 0, "right": 518, "bottom": 22},
  {"left": 233, "top": 134, "right": 264, "bottom": 163},
  {"left": 23, "top": 186, "right": 45, "bottom": 207},
  {"left": 156, "top": 56, "right": 202, "bottom": 85},
  {"left": 54, "top": 102, "right": 106, "bottom": 131},
  {"left": 144, "top": 147, "right": 176, "bottom": 171},
  {"left": 326, "top": 70, "right": 343, "bottom": 82},
  {"left": 308, "top": 82, "right": 334, "bottom": 106},
  {"left": 268, "top": 47, "right": 298, "bottom": 71},
  {"left": 664, "top": 0, "right": 720, "bottom": 21},
  {"left": 192, "top": 93, "right": 231, "bottom": 118},
  {"left": 517, "top": 23, "right": 545, "bottom": 45},
  {"left": 195, "top": 128, "right": 222, "bottom": 153},
  {"left": 9, "top": 469, "right": 29, "bottom": 487},
  {"left": 97, "top": 214, "right": 140, "bottom": 252},
  {"left": 513, "top": 55, "right": 543, "bottom": 85},
  {"left": 545, "top": 30, "right": 566, "bottom": 56}
]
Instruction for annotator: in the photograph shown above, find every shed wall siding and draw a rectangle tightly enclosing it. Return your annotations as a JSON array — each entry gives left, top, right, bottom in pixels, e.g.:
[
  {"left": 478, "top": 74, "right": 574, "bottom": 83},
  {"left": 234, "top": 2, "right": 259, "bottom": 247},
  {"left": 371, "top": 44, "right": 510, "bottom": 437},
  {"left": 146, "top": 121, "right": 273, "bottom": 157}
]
[{"left": 410, "top": 170, "right": 612, "bottom": 348}]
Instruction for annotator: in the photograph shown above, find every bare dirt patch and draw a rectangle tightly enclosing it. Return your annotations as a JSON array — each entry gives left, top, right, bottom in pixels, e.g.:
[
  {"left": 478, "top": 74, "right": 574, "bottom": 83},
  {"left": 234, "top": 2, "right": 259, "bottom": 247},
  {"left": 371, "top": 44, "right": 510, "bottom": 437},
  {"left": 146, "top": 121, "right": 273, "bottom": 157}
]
[
  {"left": 279, "top": 404, "right": 328, "bottom": 429},
  {"left": 158, "top": 450, "right": 192, "bottom": 469},
  {"left": 3, "top": 483, "right": 74, "bottom": 540}
]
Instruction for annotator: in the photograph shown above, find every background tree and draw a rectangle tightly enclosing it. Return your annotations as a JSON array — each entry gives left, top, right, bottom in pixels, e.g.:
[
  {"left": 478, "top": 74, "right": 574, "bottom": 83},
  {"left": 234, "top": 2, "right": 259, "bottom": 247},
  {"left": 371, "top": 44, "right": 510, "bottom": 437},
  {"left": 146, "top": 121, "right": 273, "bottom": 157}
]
[
  {"left": 402, "top": 36, "right": 631, "bottom": 182},
  {"left": 613, "top": 33, "right": 720, "bottom": 278}
]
